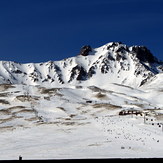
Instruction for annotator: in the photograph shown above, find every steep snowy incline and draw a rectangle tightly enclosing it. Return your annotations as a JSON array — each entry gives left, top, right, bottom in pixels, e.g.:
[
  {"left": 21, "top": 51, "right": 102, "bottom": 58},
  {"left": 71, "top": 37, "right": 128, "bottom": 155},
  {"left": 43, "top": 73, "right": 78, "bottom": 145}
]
[{"left": 0, "top": 42, "right": 162, "bottom": 88}]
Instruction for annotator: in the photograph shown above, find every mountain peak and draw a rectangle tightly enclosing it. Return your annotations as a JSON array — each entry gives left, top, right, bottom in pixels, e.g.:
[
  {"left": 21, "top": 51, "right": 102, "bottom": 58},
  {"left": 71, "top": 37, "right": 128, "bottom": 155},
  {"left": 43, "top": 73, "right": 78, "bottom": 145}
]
[
  {"left": 130, "top": 45, "right": 158, "bottom": 63},
  {"left": 96, "top": 42, "right": 158, "bottom": 63},
  {"left": 0, "top": 42, "right": 162, "bottom": 88},
  {"left": 79, "top": 45, "right": 92, "bottom": 56}
]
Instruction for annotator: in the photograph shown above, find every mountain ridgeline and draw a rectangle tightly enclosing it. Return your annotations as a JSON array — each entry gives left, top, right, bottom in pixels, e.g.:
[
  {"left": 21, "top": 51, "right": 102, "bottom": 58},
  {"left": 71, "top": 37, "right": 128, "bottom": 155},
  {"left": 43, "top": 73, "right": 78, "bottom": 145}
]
[{"left": 0, "top": 42, "right": 162, "bottom": 88}]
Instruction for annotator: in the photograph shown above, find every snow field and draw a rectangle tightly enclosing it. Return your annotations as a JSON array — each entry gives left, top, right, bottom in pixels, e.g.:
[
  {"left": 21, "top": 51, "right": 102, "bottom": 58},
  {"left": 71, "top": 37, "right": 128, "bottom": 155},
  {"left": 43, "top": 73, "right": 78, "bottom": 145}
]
[
  {"left": 0, "top": 113, "right": 163, "bottom": 159},
  {"left": 93, "top": 114, "right": 163, "bottom": 157},
  {"left": 0, "top": 83, "right": 163, "bottom": 159}
]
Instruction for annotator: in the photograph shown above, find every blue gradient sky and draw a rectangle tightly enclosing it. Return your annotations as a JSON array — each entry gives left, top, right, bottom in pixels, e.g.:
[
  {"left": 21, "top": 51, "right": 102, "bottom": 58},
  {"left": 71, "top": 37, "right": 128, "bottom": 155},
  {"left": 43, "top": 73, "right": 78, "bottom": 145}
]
[{"left": 0, "top": 0, "right": 163, "bottom": 63}]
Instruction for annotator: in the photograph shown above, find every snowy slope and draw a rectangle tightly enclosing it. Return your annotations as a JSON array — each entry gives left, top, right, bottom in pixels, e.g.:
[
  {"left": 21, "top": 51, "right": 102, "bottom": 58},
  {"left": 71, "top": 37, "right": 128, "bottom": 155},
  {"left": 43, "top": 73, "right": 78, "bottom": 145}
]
[
  {"left": 0, "top": 83, "right": 163, "bottom": 159},
  {"left": 0, "top": 42, "right": 163, "bottom": 159},
  {"left": 0, "top": 42, "right": 162, "bottom": 88}
]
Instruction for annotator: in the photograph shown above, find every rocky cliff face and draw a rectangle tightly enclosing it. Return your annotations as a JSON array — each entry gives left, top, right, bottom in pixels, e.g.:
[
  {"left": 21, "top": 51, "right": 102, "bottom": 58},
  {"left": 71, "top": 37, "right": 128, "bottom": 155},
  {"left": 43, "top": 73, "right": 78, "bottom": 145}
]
[{"left": 0, "top": 42, "right": 162, "bottom": 88}]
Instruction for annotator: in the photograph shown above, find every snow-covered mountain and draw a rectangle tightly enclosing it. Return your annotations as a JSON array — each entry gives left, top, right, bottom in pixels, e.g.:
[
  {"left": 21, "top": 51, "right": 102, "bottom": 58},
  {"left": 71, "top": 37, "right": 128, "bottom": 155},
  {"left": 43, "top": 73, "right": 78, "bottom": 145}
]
[
  {"left": 0, "top": 42, "right": 162, "bottom": 88},
  {"left": 1, "top": 42, "right": 163, "bottom": 159}
]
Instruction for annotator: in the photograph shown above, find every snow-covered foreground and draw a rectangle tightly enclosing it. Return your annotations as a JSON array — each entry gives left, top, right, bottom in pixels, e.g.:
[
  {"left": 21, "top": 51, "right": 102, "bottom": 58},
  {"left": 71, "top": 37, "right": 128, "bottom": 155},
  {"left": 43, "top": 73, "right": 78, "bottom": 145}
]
[
  {"left": 0, "top": 82, "right": 163, "bottom": 159},
  {"left": 0, "top": 114, "right": 163, "bottom": 160}
]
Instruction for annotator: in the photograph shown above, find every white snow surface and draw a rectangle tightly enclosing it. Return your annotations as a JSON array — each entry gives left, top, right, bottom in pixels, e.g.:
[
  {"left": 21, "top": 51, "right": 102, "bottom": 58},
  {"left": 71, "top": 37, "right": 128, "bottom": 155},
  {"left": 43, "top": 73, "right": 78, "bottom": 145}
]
[
  {"left": 0, "top": 82, "right": 163, "bottom": 159},
  {"left": 0, "top": 42, "right": 163, "bottom": 159}
]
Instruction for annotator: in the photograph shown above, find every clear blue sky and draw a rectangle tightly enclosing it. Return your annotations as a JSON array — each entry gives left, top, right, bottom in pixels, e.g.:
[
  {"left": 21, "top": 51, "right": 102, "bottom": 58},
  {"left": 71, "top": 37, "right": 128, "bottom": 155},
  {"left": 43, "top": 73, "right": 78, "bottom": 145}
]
[{"left": 0, "top": 0, "right": 163, "bottom": 63}]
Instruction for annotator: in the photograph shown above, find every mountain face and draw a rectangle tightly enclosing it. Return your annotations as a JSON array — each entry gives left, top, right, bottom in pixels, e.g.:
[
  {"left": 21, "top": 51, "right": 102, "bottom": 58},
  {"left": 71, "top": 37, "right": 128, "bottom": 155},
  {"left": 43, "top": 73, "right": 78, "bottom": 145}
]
[
  {"left": 1, "top": 42, "right": 163, "bottom": 159},
  {"left": 0, "top": 42, "right": 162, "bottom": 88}
]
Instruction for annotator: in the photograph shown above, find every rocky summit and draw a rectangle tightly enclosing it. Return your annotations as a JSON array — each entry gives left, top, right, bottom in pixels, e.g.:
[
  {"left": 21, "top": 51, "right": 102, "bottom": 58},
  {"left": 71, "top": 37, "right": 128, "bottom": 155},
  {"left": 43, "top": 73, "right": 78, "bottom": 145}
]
[{"left": 0, "top": 42, "right": 162, "bottom": 88}]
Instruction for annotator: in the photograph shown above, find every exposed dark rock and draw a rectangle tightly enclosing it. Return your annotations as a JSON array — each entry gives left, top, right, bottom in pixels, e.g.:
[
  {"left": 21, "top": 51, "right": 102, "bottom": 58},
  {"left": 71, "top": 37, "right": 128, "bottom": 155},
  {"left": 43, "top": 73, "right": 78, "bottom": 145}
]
[
  {"left": 88, "top": 65, "right": 96, "bottom": 78},
  {"left": 69, "top": 65, "right": 87, "bottom": 82},
  {"left": 131, "top": 46, "right": 157, "bottom": 63},
  {"left": 107, "top": 42, "right": 122, "bottom": 50},
  {"left": 100, "top": 58, "right": 112, "bottom": 74},
  {"left": 47, "top": 75, "right": 51, "bottom": 79},
  {"left": 76, "top": 66, "right": 87, "bottom": 80},
  {"left": 79, "top": 45, "right": 92, "bottom": 56},
  {"left": 116, "top": 54, "right": 122, "bottom": 62},
  {"left": 107, "top": 53, "right": 115, "bottom": 61},
  {"left": 116, "top": 46, "right": 129, "bottom": 53},
  {"left": 54, "top": 65, "right": 64, "bottom": 84},
  {"left": 140, "top": 74, "right": 154, "bottom": 86},
  {"left": 12, "top": 70, "right": 23, "bottom": 74},
  {"left": 69, "top": 65, "right": 80, "bottom": 82},
  {"left": 101, "top": 64, "right": 110, "bottom": 74},
  {"left": 157, "top": 65, "right": 163, "bottom": 72}
]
